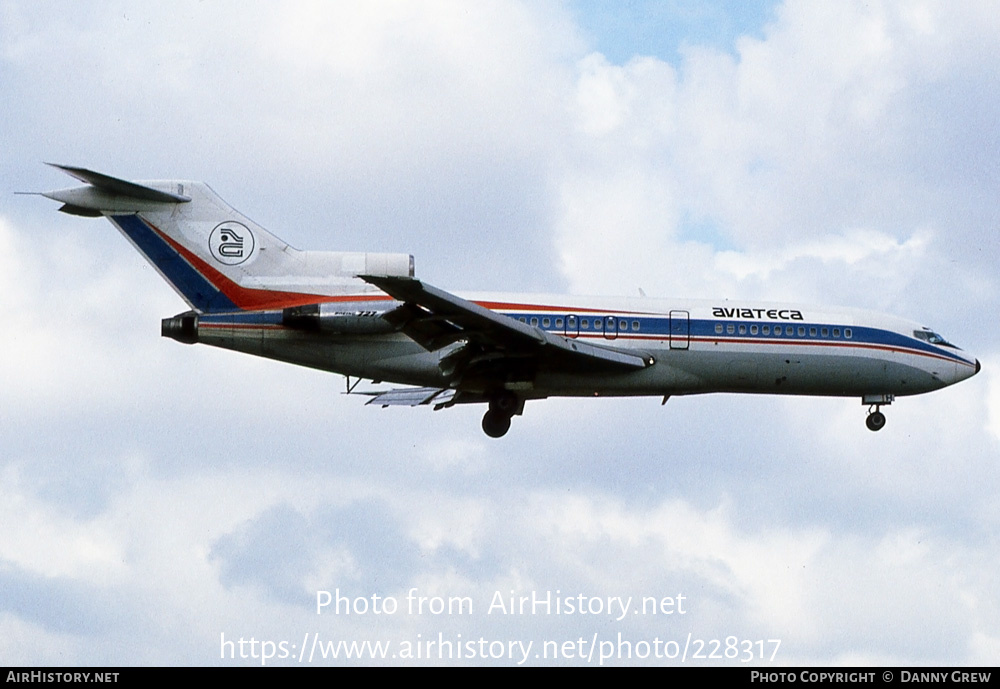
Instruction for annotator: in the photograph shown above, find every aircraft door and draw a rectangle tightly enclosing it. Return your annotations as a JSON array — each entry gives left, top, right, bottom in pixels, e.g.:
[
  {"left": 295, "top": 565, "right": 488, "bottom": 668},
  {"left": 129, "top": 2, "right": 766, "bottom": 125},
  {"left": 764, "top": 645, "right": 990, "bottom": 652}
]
[
  {"left": 565, "top": 314, "right": 579, "bottom": 338},
  {"left": 603, "top": 315, "right": 618, "bottom": 340},
  {"left": 669, "top": 310, "right": 690, "bottom": 350}
]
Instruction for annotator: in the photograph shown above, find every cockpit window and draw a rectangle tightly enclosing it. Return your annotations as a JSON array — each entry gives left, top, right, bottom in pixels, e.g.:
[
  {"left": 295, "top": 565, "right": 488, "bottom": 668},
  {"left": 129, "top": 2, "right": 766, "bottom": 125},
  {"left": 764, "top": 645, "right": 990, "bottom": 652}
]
[{"left": 914, "top": 329, "right": 955, "bottom": 348}]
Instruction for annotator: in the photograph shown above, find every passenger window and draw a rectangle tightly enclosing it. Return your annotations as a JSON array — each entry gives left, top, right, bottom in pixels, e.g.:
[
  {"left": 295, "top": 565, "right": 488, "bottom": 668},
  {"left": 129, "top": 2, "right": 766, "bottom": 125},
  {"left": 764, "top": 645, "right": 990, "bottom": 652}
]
[
  {"left": 530, "top": 317, "right": 538, "bottom": 327},
  {"left": 519, "top": 317, "right": 526, "bottom": 323},
  {"left": 632, "top": 320, "right": 640, "bottom": 332},
  {"left": 750, "top": 325, "right": 758, "bottom": 335},
  {"left": 739, "top": 325, "right": 747, "bottom": 335},
  {"left": 581, "top": 319, "right": 589, "bottom": 329},
  {"left": 762, "top": 325, "right": 770, "bottom": 335},
  {"left": 542, "top": 318, "right": 551, "bottom": 328},
  {"left": 809, "top": 327, "right": 817, "bottom": 336},
  {"left": 845, "top": 329, "right": 852, "bottom": 339},
  {"left": 833, "top": 328, "right": 841, "bottom": 338},
  {"left": 798, "top": 327, "right": 805, "bottom": 337},
  {"left": 821, "top": 328, "right": 829, "bottom": 337},
  {"left": 555, "top": 318, "right": 563, "bottom": 328},
  {"left": 727, "top": 324, "right": 735, "bottom": 334},
  {"left": 715, "top": 324, "right": 723, "bottom": 334},
  {"left": 786, "top": 326, "right": 794, "bottom": 336}
]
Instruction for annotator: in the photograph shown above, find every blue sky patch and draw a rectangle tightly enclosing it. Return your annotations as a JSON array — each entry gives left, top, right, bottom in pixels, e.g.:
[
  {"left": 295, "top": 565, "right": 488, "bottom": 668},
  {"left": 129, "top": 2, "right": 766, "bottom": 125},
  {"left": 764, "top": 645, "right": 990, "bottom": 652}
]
[{"left": 570, "top": 0, "right": 780, "bottom": 65}]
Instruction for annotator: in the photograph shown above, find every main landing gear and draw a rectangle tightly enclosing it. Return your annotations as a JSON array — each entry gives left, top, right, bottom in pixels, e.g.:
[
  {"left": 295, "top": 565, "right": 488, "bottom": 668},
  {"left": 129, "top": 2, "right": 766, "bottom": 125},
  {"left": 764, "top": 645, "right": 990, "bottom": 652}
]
[
  {"left": 482, "top": 391, "right": 520, "bottom": 438},
  {"left": 866, "top": 409, "right": 887, "bottom": 432},
  {"left": 863, "top": 394, "right": 894, "bottom": 432}
]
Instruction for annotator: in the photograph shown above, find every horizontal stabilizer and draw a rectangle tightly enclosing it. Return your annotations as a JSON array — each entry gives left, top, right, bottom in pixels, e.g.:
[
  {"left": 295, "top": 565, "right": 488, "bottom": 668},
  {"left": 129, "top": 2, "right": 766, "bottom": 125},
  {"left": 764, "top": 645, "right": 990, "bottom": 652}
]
[
  {"left": 57, "top": 203, "right": 103, "bottom": 217},
  {"left": 46, "top": 163, "right": 191, "bottom": 203}
]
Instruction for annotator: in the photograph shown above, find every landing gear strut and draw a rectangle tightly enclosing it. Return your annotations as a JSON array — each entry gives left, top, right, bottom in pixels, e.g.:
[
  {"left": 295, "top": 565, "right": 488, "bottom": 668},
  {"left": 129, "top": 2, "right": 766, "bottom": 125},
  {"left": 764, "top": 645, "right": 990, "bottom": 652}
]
[
  {"left": 481, "top": 391, "right": 520, "bottom": 438},
  {"left": 862, "top": 394, "right": 894, "bottom": 432}
]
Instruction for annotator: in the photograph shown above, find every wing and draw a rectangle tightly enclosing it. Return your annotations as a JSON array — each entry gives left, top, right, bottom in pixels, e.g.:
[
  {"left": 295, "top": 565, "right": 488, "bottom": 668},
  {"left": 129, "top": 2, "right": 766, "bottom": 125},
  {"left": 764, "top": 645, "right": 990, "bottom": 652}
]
[{"left": 361, "top": 276, "right": 652, "bottom": 385}]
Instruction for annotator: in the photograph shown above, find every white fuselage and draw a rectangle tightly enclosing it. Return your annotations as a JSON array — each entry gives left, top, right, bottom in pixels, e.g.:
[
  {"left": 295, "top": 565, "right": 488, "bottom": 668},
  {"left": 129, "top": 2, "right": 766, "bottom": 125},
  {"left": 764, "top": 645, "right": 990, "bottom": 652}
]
[{"left": 191, "top": 291, "right": 978, "bottom": 401}]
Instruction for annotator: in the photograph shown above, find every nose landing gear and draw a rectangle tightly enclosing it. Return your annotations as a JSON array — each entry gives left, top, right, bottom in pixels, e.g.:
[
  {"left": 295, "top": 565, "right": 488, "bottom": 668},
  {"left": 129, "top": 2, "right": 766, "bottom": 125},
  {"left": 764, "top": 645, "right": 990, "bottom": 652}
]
[{"left": 862, "top": 394, "right": 894, "bottom": 432}]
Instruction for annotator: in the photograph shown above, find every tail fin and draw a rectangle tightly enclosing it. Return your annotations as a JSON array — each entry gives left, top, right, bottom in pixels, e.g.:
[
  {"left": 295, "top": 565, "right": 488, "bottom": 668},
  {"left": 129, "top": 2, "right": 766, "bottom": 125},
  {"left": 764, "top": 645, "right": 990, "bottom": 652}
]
[{"left": 40, "top": 165, "right": 413, "bottom": 313}]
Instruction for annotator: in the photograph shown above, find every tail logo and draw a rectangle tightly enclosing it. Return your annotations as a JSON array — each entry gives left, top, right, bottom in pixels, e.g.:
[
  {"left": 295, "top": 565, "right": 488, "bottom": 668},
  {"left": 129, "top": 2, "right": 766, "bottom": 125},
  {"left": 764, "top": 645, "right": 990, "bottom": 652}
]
[{"left": 209, "top": 222, "right": 256, "bottom": 265}]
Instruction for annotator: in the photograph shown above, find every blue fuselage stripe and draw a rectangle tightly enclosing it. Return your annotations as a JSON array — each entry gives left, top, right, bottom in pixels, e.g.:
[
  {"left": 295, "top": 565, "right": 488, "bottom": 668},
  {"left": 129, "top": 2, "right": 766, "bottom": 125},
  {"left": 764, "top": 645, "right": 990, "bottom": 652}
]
[{"left": 501, "top": 312, "right": 973, "bottom": 367}]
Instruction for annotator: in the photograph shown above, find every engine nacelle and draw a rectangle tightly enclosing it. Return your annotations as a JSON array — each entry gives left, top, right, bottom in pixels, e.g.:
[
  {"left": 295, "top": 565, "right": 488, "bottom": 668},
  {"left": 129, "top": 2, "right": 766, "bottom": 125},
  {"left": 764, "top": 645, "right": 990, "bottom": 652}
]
[{"left": 282, "top": 303, "right": 397, "bottom": 335}]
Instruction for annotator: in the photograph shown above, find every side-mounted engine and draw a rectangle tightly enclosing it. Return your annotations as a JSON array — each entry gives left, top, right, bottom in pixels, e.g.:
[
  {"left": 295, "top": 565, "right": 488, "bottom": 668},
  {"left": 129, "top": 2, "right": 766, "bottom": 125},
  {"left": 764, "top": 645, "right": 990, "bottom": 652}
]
[{"left": 280, "top": 303, "right": 398, "bottom": 334}]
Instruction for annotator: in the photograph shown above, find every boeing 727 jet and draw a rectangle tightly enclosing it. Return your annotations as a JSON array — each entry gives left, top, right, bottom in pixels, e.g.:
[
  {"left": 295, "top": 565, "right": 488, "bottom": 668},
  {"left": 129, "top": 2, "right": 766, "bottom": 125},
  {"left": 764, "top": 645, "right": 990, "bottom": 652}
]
[{"left": 36, "top": 165, "right": 980, "bottom": 437}]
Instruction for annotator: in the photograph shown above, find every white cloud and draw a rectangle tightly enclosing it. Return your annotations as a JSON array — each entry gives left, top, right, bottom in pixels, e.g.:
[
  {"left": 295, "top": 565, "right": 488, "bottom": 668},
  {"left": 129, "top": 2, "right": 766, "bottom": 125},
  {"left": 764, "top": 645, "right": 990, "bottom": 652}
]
[
  {"left": 0, "top": 465, "right": 127, "bottom": 581},
  {"left": 553, "top": 0, "right": 1000, "bottom": 311},
  {"left": 0, "top": 214, "right": 173, "bottom": 413},
  {"left": 984, "top": 357, "right": 1000, "bottom": 444},
  {"left": 1, "top": 0, "right": 997, "bottom": 667},
  {"left": 714, "top": 228, "right": 930, "bottom": 282}
]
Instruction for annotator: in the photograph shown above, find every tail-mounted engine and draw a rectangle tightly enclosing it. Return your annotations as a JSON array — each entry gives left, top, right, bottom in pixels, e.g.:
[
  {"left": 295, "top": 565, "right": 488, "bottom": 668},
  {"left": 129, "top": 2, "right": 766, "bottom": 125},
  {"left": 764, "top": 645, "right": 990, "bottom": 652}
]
[
  {"left": 281, "top": 303, "right": 397, "bottom": 335},
  {"left": 161, "top": 311, "right": 199, "bottom": 344}
]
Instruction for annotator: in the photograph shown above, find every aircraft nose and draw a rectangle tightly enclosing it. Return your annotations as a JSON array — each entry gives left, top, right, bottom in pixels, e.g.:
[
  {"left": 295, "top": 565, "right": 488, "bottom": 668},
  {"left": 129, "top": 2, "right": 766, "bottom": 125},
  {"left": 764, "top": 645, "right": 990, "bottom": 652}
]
[
  {"left": 944, "top": 355, "right": 980, "bottom": 387},
  {"left": 957, "top": 357, "right": 981, "bottom": 383}
]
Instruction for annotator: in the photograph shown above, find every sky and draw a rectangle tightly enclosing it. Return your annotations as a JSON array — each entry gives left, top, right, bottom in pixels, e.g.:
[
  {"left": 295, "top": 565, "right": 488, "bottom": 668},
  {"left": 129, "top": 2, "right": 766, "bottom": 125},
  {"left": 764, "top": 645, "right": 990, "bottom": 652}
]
[{"left": 1, "top": 0, "right": 998, "bottom": 667}]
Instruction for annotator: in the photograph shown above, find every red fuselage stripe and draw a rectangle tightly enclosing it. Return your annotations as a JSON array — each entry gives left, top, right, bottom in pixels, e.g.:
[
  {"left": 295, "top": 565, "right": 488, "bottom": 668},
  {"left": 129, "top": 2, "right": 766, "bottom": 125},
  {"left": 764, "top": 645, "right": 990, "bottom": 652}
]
[{"left": 145, "top": 219, "right": 393, "bottom": 310}]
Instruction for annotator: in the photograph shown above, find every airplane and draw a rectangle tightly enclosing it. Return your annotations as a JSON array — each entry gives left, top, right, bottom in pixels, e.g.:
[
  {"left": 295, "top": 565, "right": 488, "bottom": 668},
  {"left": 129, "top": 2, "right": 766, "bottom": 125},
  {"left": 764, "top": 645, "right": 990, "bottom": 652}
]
[{"left": 35, "top": 164, "right": 980, "bottom": 437}]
